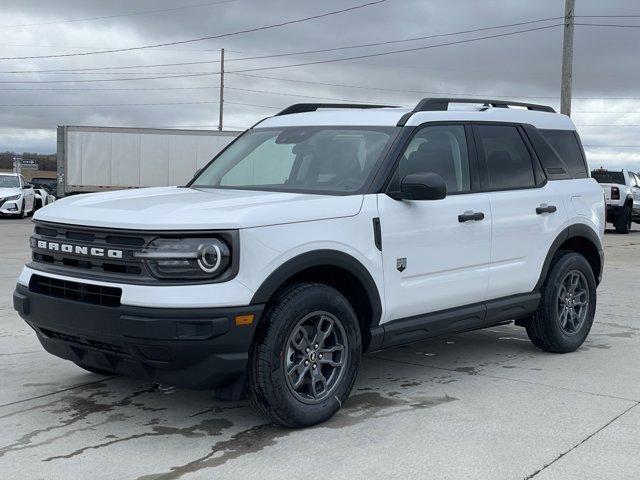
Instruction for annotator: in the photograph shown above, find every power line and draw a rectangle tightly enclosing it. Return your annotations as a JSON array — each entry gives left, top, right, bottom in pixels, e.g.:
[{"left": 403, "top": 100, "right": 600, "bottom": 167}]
[
  {"left": 0, "top": 100, "right": 280, "bottom": 108},
  {"left": 0, "top": 0, "right": 388, "bottom": 60},
  {"left": 0, "top": 1, "right": 238, "bottom": 29},
  {"left": 1, "top": 72, "right": 638, "bottom": 104},
  {"left": 0, "top": 73, "right": 216, "bottom": 83},
  {"left": 575, "top": 15, "right": 640, "bottom": 18},
  {"left": 0, "top": 24, "right": 563, "bottom": 83},
  {"left": 225, "top": 86, "right": 384, "bottom": 103},
  {"left": 230, "top": 72, "right": 559, "bottom": 98},
  {"left": 0, "top": 16, "right": 563, "bottom": 73},
  {"left": 0, "top": 86, "right": 217, "bottom": 91},
  {"left": 575, "top": 23, "right": 640, "bottom": 28},
  {"left": 225, "top": 24, "right": 564, "bottom": 74}
]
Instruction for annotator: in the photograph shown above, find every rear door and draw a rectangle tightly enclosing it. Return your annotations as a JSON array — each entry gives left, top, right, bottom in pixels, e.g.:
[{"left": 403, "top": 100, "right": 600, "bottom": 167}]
[
  {"left": 473, "top": 124, "right": 568, "bottom": 299},
  {"left": 377, "top": 123, "right": 491, "bottom": 322}
]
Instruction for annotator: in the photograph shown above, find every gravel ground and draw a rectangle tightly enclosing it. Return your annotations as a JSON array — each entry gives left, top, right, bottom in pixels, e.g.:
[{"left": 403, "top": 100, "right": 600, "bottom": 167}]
[{"left": 1, "top": 217, "right": 638, "bottom": 480}]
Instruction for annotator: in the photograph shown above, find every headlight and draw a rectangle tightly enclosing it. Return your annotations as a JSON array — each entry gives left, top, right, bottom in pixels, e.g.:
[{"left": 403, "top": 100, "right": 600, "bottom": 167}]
[
  {"left": 135, "top": 237, "right": 231, "bottom": 280},
  {"left": 4, "top": 194, "right": 21, "bottom": 201}
]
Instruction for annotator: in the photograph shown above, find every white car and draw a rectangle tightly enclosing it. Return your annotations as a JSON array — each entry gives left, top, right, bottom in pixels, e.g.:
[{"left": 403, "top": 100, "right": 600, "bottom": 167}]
[
  {"left": 14, "top": 98, "right": 605, "bottom": 427},
  {"left": 591, "top": 168, "right": 640, "bottom": 233},
  {"left": 0, "top": 173, "right": 35, "bottom": 218},
  {"left": 33, "top": 186, "right": 55, "bottom": 211}
]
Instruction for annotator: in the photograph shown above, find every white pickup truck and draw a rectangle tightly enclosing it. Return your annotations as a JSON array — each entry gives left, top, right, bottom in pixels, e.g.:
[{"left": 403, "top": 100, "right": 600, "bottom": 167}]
[{"left": 591, "top": 168, "right": 640, "bottom": 233}]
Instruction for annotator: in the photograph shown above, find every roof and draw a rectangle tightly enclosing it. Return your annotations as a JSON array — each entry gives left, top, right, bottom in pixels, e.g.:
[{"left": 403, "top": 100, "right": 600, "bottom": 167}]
[{"left": 256, "top": 104, "right": 576, "bottom": 131}]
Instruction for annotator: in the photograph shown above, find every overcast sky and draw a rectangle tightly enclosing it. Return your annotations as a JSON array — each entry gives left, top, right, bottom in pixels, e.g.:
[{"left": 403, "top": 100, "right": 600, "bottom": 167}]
[{"left": 1, "top": 0, "right": 639, "bottom": 170}]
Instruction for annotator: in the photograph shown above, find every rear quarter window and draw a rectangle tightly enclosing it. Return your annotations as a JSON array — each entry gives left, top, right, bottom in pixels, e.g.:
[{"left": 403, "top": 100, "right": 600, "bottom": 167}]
[{"left": 540, "top": 129, "right": 588, "bottom": 178}]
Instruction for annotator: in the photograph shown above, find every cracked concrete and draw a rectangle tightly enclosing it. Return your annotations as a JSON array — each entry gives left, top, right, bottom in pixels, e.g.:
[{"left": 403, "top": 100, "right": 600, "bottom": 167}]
[{"left": 0, "top": 218, "right": 639, "bottom": 479}]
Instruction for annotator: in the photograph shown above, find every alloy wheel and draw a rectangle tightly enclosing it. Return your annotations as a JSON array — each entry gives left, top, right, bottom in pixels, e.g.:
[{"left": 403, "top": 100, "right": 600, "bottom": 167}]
[
  {"left": 557, "top": 270, "right": 589, "bottom": 334},
  {"left": 284, "top": 311, "right": 348, "bottom": 404}
]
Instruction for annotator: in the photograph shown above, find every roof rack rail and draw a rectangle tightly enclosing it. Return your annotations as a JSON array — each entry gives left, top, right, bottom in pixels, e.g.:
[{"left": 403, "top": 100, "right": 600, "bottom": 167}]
[
  {"left": 397, "top": 97, "right": 556, "bottom": 126},
  {"left": 275, "top": 103, "right": 397, "bottom": 116}
]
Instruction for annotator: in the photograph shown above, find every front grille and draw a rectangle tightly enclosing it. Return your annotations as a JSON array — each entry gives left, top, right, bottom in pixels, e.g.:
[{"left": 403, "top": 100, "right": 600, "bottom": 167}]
[
  {"left": 29, "top": 274, "right": 122, "bottom": 307},
  {"left": 31, "top": 221, "right": 150, "bottom": 279},
  {"left": 39, "top": 327, "right": 126, "bottom": 355}
]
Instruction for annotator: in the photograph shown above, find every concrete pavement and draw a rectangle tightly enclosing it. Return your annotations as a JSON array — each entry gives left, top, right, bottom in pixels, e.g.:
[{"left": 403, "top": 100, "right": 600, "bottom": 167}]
[{"left": 1, "top": 217, "right": 638, "bottom": 479}]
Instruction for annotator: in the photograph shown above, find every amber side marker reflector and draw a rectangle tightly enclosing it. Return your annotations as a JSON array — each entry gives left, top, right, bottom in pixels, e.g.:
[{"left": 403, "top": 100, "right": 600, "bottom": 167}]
[{"left": 235, "top": 314, "right": 254, "bottom": 326}]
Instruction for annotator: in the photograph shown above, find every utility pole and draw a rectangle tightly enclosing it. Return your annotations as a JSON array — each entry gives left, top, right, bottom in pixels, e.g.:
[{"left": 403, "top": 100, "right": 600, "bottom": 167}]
[
  {"left": 218, "top": 48, "right": 224, "bottom": 131},
  {"left": 561, "top": 0, "right": 575, "bottom": 116}
]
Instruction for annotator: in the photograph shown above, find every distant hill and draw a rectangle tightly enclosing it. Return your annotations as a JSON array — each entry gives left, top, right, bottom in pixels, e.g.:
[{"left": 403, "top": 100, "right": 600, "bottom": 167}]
[{"left": 0, "top": 152, "right": 56, "bottom": 171}]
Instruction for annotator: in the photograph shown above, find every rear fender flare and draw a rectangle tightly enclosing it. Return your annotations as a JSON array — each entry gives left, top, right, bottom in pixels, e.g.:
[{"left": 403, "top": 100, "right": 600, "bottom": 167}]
[{"left": 534, "top": 224, "right": 603, "bottom": 290}]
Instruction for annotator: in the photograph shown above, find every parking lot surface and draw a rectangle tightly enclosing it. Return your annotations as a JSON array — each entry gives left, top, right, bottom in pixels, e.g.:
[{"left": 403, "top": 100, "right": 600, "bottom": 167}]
[{"left": 1, "top": 217, "right": 639, "bottom": 479}]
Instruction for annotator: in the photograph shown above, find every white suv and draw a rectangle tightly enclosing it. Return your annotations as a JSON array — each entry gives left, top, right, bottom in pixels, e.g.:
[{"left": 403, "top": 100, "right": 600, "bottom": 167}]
[{"left": 13, "top": 99, "right": 605, "bottom": 427}]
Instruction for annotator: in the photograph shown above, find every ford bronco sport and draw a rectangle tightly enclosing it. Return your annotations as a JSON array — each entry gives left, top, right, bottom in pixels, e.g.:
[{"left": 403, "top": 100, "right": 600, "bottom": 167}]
[{"left": 13, "top": 98, "right": 605, "bottom": 427}]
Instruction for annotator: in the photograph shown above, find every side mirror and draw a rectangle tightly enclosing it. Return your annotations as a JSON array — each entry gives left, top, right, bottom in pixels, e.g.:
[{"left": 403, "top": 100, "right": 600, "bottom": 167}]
[
  {"left": 23, "top": 184, "right": 31, "bottom": 189},
  {"left": 389, "top": 172, "right": 447, "bottom": 201}
]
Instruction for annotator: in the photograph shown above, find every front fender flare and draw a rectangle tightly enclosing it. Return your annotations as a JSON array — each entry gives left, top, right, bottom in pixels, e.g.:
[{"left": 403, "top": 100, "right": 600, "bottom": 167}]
[{"left": 250, "top": 249, "right": 383, "bottom": 326}]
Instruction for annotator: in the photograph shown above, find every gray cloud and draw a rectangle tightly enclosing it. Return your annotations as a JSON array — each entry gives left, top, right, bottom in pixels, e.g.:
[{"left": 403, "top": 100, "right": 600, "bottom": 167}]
[{"left": 1, "top": 0, "right": 639, "bottom": 170}]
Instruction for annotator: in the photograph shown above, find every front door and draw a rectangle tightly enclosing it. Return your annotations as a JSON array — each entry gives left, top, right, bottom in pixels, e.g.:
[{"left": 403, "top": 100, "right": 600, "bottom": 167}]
[{"left": 377, "top": 124, "right": 491, "bottom": 323}]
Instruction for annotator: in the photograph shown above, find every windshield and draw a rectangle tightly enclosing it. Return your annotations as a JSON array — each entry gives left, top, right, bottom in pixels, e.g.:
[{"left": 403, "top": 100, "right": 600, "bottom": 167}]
[
  {"left": 191, "top": 126, "right": 399, "bottom": 194},
  {"left": 0, "top": 175, "right": 19, "bottom": 188},
  {"left": 591, "top": 170, "right": 625, "bottom": 185}
]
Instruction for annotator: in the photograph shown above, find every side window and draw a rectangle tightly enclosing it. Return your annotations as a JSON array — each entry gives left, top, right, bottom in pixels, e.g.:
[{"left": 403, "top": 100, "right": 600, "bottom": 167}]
[
  {"left": 395, "top": 125, "right": 471, "bottom": 194},
  {"left": 632, "top": 173, "right": 640, "bottom": 187},
  {"left": 475, "top": 125, "right": 536, "bottom": 190},
  {"left": 540, "top": 129, "right": 588, "bottom": 178}
]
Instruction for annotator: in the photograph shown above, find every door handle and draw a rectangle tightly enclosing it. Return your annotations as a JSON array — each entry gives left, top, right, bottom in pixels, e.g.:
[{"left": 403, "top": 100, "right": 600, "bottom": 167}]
[
  {"left": 458, "top": 211, "right": 485, "bottom": 222},
  {"left": 536, "top": 204, "right": 557, "bottom": 215}
]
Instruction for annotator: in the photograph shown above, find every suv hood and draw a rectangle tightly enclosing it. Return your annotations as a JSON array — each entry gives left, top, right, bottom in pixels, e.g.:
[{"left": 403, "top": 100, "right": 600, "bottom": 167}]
[
  {"left": 34, "top": 187, "right": 364, "bottom": 230},
  {"left": 0, "top": 187, "right": 21, "bottom": 198}
]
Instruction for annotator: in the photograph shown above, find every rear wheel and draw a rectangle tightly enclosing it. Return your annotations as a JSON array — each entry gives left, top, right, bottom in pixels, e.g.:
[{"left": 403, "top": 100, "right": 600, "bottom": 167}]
[
  {"left": 526, "top": 251, "right": 596, "bottom": 353},
  {"left": 249, "top": 283, "right": 361, "bottom": 428},
  {"left": 614, "top": 203, "right": 632, "bottom": 234}
]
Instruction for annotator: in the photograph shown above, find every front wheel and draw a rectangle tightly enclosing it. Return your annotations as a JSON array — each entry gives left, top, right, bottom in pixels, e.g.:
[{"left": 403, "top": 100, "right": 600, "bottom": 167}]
[
  {"left": 249, "top": 283, "right": 361, "bottom": 428},
  {"left": 526, "top": 251, "right": 596, "bottom": 353}
]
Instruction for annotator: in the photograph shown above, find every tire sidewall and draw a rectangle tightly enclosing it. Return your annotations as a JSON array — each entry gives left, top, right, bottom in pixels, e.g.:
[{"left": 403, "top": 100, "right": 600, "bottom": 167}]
[
  {"left": 615, "top": 204, "right": 632, "bottom": 234},
  {"left": 541, "top": 252, "right": 597, "bottom": 351},
  {"left": 258, "top": 285, "right": 361, "bottom": 427}
]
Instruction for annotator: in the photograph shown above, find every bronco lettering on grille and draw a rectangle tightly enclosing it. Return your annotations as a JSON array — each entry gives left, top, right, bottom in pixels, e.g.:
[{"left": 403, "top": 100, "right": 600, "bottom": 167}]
[{"left": 36, "top": 240, "right": 123, "bottom": 259}]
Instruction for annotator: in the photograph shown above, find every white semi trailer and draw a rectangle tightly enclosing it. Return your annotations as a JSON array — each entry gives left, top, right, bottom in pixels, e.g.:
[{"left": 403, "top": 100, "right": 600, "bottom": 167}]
[{"left": 56, "top": 126, "right": 240, "bottom": 197}]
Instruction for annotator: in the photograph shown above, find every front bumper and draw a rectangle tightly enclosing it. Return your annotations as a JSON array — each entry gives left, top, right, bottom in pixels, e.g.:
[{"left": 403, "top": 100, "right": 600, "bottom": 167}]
[
  {"left": 13, "top": 283, "right": 264, "bottom": 389},
  {"left": 0, "top": 199, "right": 21, "bottom": 215}
]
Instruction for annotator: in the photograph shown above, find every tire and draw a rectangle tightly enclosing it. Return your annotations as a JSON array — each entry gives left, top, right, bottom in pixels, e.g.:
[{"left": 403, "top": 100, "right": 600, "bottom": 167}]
[
  {"left": 75, "top": 363, "right": 117, "bottom": 376},
  {"left": 614, "top": 203, "right": 632, "bottom": 234},
  {"left": 19, "top": 200, "right": 27, "bottom": 219},
  {"left": 249, "top": 282, "right": 361, "bottom": 428},
  {"left": 526, "top": 251, "right": 597, "bottom": 353}
]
